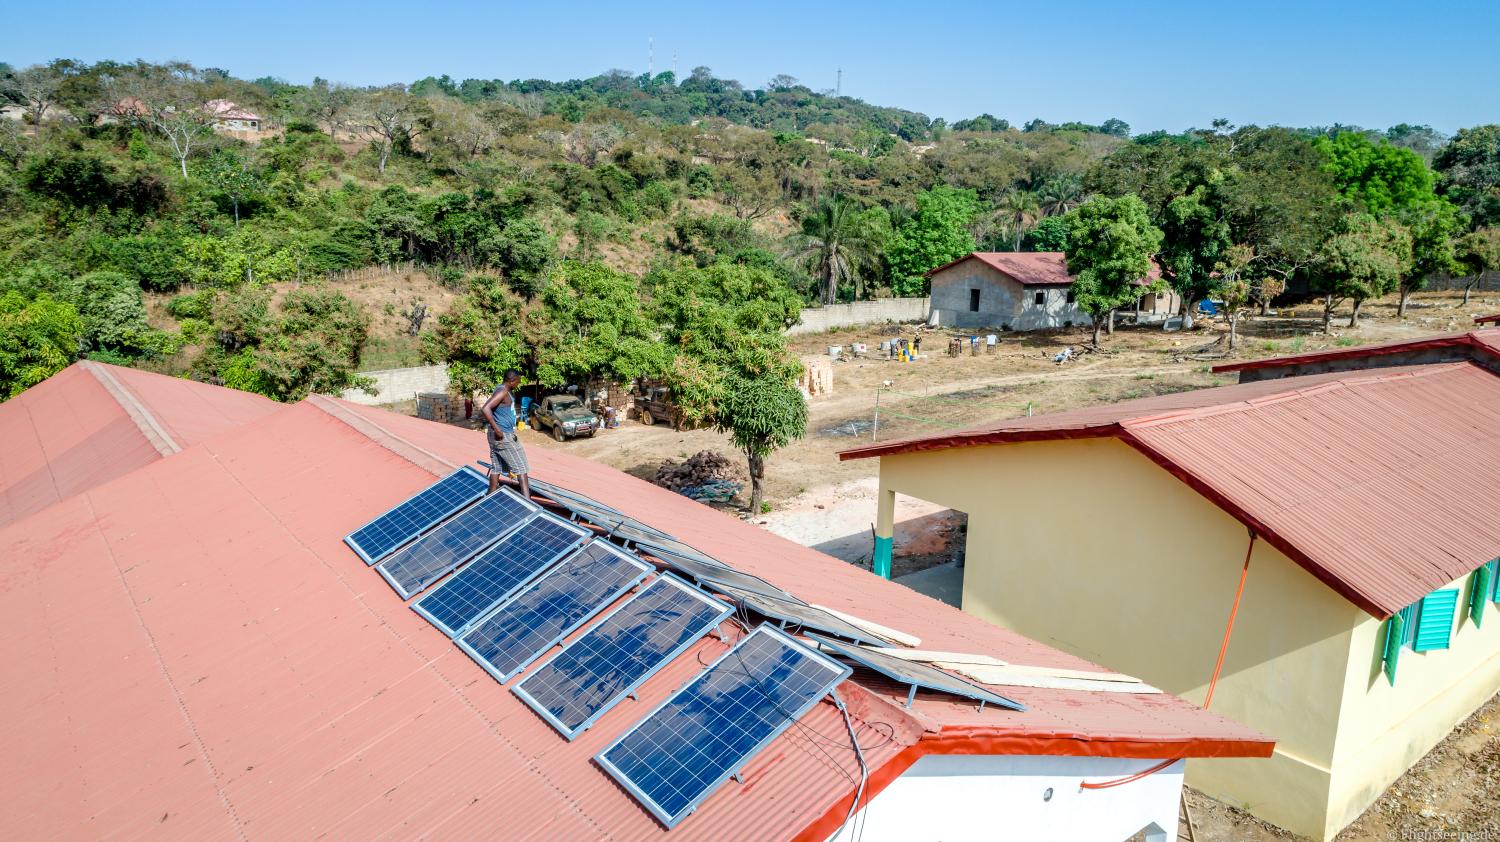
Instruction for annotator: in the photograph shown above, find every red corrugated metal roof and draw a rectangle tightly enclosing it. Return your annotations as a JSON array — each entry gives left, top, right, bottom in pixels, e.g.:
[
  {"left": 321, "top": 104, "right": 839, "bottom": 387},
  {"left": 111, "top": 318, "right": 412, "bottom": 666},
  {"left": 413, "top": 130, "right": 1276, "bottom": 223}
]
[
  {"left": 1475, "top": 314, "right": 1500, "bottom": 325},
  {"left": 0, "top": 375, "right": 1271, "bottom": 840},
  {"left": 842, "top": 363, "right": 1500, "bottom": 618},
  {"left": 1212, "top": 328, "right": 1500, "bottom": 374},
  {"left": 924, "top": 251, "right": 1162, "bottom": 286},
  {"left": 0, "top": 361, "right": 275, "bottom": 527}
]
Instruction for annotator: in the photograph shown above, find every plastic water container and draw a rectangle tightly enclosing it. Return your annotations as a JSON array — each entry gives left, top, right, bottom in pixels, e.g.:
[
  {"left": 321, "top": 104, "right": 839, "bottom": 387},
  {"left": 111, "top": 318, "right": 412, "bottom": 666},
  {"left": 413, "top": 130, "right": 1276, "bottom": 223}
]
[{"left": 828, "top": 345, "right": 843, "bottom": 358}]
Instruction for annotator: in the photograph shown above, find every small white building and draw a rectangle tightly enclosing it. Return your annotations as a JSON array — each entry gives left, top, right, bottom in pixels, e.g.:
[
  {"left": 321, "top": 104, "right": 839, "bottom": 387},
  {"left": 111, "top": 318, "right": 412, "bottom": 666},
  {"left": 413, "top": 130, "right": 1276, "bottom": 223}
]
[
  {"left": 207, "top": 99, "right": 261, "bottom": 131},
  {"left": 926, "top": 252, "right": 1177, "bottom": 331}
]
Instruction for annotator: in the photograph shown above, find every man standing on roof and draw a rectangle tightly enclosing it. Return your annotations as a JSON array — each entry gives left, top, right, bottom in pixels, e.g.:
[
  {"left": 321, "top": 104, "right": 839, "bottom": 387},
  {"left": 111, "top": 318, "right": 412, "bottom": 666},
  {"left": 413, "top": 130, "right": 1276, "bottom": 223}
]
[{"left": 481, "top": 369, "right": 531, "bottom": 498}]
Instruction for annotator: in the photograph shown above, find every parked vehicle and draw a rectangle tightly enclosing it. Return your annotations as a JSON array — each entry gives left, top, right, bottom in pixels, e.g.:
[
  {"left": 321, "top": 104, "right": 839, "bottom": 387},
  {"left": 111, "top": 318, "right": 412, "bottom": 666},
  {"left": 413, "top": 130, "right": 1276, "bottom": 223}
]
[
  {"left": 530, "top": 395, "right": 600, "bottom": 441},
  {"left": 633, "top": 386, "right": 683, "bottom": 430}
]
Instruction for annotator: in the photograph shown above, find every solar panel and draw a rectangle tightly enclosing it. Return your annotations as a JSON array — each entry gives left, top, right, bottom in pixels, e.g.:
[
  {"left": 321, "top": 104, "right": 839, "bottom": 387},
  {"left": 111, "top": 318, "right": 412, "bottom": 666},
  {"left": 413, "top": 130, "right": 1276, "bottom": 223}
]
[
  {"left": 456, "top": 541, "right": 653, "bottom": 683},
  {"left": 596, "top": 626, "right": 851, "bottom": 828},
  {"left": 805, "top": 634, "right": 1026, "bottom": 712},
  {"left": 376, "top": 488, "right": 538, "bottom": 599},
  {"left": 412, "top": 512, "right": 590, "bottom": 637},
  {"left": 646, "top": 547, "right": 796, "bottom": 601},
  {"left": 529, "top": 478, "right": 678, "bottom": 543},
  {"left": 513, "top": 574, "right": 731, "bottom": 739},
  {"left": 707, "top": 581, "right": 889, "bottom": 644},
  {"left": 344, "top": 467, "right": 489, "bottom": 565}
]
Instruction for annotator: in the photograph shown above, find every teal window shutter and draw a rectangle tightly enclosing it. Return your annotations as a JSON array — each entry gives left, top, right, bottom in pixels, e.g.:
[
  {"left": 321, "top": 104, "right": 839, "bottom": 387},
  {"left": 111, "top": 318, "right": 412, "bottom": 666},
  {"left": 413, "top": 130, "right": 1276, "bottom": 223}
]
[
  {"left": 1413, "top": 589, "right": 1459, "bottom": 652},
  {"left": 1491, "top": 559, "right": 1500, "bottom": 603},
  {"left": 1472, "top": 565, "right": 1493, "bottom": 628},
  {"left": 1398, "top": 603, "right": 1418, "bottom": 649},
  {"left": 1381, "top": 612, "right": 1404, "bottom": 685}
]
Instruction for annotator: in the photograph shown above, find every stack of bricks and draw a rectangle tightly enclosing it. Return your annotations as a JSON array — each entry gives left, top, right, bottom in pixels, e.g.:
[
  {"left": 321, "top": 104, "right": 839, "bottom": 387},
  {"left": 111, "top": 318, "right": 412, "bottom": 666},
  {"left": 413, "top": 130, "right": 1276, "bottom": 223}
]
[
  {"left": 799, "top": 356, "right": 834, "bottom": 397},
  {"left": 416, "top": 392, "right": 452, "bottom": 423}
]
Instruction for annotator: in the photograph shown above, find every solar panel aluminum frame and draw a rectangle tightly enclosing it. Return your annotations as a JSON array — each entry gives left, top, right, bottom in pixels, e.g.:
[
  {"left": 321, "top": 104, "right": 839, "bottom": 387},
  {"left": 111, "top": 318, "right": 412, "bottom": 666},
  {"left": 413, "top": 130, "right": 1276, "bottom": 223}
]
[
  {"left": 593, "top": 625, "right": 852, "bottom": 829},
  {"left": 374, "top": 488, "right": 542, "bottom": 600},
  {"left": 644, "top": 547, "right": 797, "bottom": 602},
  {"left": 512, "top": 573, "right": 733, "bottom": 741},
  {"left": 411, "top": 511, "right": 592, "bottom": 638},
  {"left": 804, "top": 633, "right": 1026, "bottom": 713},
  {"left": 454, "top": 541, "right": 654, "bottom": 684},
  {"left": 710, "top": 582, "right": 891, "bottom": 645},
  {"left": 528, "top": 478, "right": 678, "bottom": 543},
  {"left": 343, "top": 466, "right": 488, "bottom": 565}
]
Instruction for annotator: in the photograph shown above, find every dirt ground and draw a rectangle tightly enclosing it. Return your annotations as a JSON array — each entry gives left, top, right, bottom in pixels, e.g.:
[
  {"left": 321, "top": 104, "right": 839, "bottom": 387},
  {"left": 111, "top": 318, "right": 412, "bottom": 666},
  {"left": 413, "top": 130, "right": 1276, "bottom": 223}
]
[
  {"left": 404, "top": 289, "right": 1500, "bottom": 842},
  {"left": 1176, "top": 690, "right": 1500, "bottom": 842},
  {"left": 506, "top": 289, "right": 1497, "bottom": 559}
]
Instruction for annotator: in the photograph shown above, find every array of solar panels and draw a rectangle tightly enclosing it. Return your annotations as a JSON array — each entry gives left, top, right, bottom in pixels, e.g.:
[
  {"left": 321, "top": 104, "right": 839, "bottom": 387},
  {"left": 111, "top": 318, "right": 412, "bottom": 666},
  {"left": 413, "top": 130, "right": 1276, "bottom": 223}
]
[{"left": 343, "top": 467, "right": 1019, "bottom": 829}]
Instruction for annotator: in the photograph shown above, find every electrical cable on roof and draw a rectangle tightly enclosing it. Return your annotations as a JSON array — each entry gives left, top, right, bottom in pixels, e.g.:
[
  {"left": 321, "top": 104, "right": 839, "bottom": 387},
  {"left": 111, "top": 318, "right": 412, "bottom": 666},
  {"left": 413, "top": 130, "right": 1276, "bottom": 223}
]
[
  {"left": 830, "top": 689, "right": 869, "bottom": 842},
  {"left": 1078, "top": 532, "right": 1258, "bottom": 791}
]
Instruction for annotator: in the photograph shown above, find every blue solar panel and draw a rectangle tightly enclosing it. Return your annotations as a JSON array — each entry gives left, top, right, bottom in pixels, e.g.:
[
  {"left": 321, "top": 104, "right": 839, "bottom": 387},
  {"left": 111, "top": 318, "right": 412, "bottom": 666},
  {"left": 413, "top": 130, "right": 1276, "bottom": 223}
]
[
  {"left": 456, "top": 541, "right": 652, "bottom": 683},
  {"left": 412, "top": 512, "right": 590, "bottom": 637},
  {"left": 513, "top": 574, "right": 731, "bottom": 739},
  {"left": 596, "top": 626, "right": 851, "bottom": 828},
  {"left": 376, "top": 488, "right": 538, "bottom": 599},
  {"left": 344, "top": 467, "right": 488, "bottom": 564}
]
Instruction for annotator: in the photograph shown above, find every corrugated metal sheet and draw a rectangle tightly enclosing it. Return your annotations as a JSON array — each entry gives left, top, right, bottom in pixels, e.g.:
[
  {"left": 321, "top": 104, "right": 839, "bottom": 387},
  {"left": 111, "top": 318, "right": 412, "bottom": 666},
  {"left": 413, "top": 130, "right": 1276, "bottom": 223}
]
[
  {"left": 1212, "top": 328, "right": 1500, "bottom": 374},
  {"left": 844, "top": 362, "right": 1500, "bottom": 618},
  {"left": 1123, "top": 363, "right": 1500, "bottom": 617},
  {"left": 924, "top": 252, "right": 1163, "bottom": 286},
  {"left": 0, "top": 380, "right": 1272, "bottom": 841},
  {"left": 1475, "top": 314, "right": 1500, "bottom": 325},
  {"left": 0, "top": 362, "right": 276, "bottom": 527}
]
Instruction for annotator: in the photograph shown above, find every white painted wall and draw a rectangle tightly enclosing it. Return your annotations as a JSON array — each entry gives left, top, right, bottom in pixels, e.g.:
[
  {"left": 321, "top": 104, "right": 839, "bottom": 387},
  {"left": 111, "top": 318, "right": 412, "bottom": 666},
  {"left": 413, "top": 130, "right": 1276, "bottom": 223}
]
[
  {"left": 339, "top": 364, "right": 450, "bottom": 406},
  {"left": 788, "top": 298, "right": 931, "bottom": 336},
  {"left": 827, "top": 755, "right": 1183, "bottom": 842}
]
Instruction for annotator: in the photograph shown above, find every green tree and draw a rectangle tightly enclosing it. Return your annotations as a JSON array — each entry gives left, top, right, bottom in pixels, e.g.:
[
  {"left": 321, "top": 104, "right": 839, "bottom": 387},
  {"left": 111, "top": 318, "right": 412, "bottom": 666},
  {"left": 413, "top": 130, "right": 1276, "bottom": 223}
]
[
  {"left": 0, "top": 292, "right": 82, "bottom": 399},
  {"left": 422, "top": 273, "right": 533, "bottom": 397},
  {"left": 650, "top": 261, "right": 805, "bottom": 512},
  {"left": 996, "top": 189, "right": 1041, "bottom": 251},
  {"left": 792, "top": 194, "right": 883, "bottom": 305},
  {"left": 535, "top": 262, "right": 670, "bottom": 387},
  {"left": 202, "top": 151, "right": 264, "bottom": 226},
  {"left": 1023, "top": 215, "right": 1070, "bottom": 251},
  {"left": 1316, "top": 215, "right": 1412, "bottom": 331},
  {"left": 1433, "top": 125, "right": 1500, "bottom": 228},
  {"left": 1159, "top": 190, "right": 1232, "bottom": 329},
  {"left": 1314, "top": 132, "right": 1436, "bottom": 217},
  {"left": 1063, "top": 195, "right": 1163, "bottom": 345},
  {"left": 1398, "top": 201, "right": 1466, "bottom": 317},
  {"left": 66, "top": 270, "right": 155, "bottom": 354},
  {"left": 886, "top": 185, "right": 981, "bottom": 296},
  {"left": 1455, "top": 228, "right": 1500, "bottom": 306}
]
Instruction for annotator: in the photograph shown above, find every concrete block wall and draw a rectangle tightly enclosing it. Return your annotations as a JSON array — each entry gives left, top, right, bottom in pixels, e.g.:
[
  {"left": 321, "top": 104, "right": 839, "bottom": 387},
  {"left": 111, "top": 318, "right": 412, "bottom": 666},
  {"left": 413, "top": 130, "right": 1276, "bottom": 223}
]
[
  {"left": 340, "top": 364, "right": 450, "bottom": 406},
  {"left": 786, "top": 297, "right": 931, "bottom": 336}
]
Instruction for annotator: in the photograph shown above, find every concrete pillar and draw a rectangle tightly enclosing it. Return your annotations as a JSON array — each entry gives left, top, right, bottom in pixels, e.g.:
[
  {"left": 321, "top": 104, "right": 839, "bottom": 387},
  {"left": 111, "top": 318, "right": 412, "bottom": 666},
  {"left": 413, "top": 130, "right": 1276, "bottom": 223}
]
[{"left": 874, "top": 483, "right": 896, "bottom": 579}]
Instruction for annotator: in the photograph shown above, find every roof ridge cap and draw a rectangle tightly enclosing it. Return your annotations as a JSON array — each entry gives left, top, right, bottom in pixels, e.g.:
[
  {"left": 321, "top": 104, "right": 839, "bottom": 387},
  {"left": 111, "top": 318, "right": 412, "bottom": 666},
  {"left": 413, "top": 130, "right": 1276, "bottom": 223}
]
[
  {"left": 304, "top": 394, "right": 456, "bottom": 477},
  {"left": 80, "top": 361, "right": 181, "bottom": 456},
  {"left": 1122, "top": 363, "right": 1468, "bottom": 429}
]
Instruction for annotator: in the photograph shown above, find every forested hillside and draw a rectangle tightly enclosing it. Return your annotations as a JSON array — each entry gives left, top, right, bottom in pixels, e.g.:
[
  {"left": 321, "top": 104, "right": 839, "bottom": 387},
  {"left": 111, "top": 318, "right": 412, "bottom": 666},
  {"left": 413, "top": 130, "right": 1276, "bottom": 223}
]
[{"left": 1, "top": 59, "right": 1497, "bottom": 413}]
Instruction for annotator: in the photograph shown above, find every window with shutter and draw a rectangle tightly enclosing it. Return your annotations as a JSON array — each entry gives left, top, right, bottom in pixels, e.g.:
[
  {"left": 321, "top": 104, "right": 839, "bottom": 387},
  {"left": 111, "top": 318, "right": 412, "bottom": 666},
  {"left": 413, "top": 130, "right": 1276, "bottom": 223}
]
[
  {"left": 1471, "top": 565, "right": 1493, "bottom": 628},
  {"left": 1381, "top": 612, "right": 1404, "bottom": 685},
  {"left": 1490, "top": 559, "right": 1499, "bottom": 603},
  {"left": 1413, "top": 589, "right": 1459, "bottom": 652},
  {"left": 1398, "top": 603, "right": 1417, "bottom": 649}
]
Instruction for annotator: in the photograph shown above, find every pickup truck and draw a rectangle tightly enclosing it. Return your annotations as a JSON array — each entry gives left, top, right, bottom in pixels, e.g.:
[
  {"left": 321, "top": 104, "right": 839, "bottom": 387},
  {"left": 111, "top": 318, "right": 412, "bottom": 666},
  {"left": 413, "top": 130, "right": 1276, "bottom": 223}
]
[
  {"left": 530, "top": 394, "right": 600, "bottom": 441},
  {"left": 633, "top": 386, "right": 682, "bottom": 430}
]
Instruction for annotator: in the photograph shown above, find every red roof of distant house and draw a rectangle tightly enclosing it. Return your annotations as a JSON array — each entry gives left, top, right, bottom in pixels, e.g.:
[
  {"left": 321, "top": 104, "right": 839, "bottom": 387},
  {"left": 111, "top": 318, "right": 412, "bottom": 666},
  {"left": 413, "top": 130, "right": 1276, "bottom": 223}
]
[
  {"left": 0, "top": 361, "right": 276, "bottom": 527},
  {"left": 841, "top": 363, "right": 1500, "bottom": 619},
  {"left": 207, "top": 99, "right": 260, "bottom": 121},
  {"left": 1211, "top": 328, "right": 1500, "bottom": 375},
  {"left": 0, "top": 373, "right": 1270, "bottom": 840},
  {"left": 1475, "top": 313, "right": 1500, "bottom": 325},
  {"left": 924, "top": 252, "right": 1162, "bottom": 286}
]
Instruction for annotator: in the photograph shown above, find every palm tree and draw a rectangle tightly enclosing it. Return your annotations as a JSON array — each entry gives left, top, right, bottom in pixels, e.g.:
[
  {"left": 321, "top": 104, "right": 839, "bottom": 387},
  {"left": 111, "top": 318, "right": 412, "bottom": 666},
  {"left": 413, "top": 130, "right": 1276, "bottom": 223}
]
[
  {"left": 793, "top": 194, "right": 879, "bottom": 305},
  {"left": 998, "top": 190, "right": 1042, "bottom": 251},
  {"left": 1037, "top": 174, "right": 1084, "bottom": 217}
]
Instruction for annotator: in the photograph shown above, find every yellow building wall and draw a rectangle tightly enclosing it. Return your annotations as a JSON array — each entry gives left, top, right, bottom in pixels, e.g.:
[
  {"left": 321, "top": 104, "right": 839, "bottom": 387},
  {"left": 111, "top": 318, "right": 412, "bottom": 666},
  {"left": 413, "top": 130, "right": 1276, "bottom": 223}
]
[
  {"left": 1328, "top": 570, "right": 1500, "bottom": 835},
  {"left": 877, "top": 438, "right": 1364, "bottom": 840}
]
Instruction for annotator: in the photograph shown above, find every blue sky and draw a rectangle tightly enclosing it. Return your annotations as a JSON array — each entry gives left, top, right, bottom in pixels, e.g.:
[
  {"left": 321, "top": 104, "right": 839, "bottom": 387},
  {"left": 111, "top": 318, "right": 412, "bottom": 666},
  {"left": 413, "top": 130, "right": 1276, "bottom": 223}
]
[{"left": 3, "top": 0, "right": 1496, "bottom": 134}]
